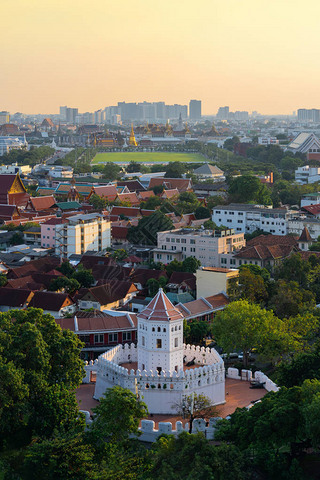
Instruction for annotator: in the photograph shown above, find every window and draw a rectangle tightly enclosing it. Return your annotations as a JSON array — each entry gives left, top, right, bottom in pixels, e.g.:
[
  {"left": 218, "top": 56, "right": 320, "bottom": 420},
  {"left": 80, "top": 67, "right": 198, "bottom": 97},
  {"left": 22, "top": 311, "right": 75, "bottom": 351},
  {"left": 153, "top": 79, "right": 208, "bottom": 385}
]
[
  {"left": 156, "top": 339, "right": 162, "bottom": 348},
  {"left": 156, "top": 254, "right": 162, "bottom": 260},
  {"left": 94, "top": 334, "right": 104, "bottom": 344},
  {"left": 171, "top": 238, "right": 175, "bottom": 242},
  {"left": 221, "top": 258, "right": 227, "bottom": 264},
  {"left": 79, "top": 334, "right": 90, "bottom": 344},
  {"left": 108, "top": 333, "right": 118, "bottom": 343},
  {"left": 142, "top": 336, "right": 145, "bottom": 346},
  {"left": 174, "top": 337, "right": 178, "bottom": 347},
  {"left": 152, "top": 327, "right": 155, "bottom": 332},
  {"left": 123, "top": 332, "right": 131, "bottom": 341},
  {"left": 190, "top": 239, "right": 195, "bottom": 244},
  {"left": 157, "top": 327, "right": 161, "bottom": 332}
]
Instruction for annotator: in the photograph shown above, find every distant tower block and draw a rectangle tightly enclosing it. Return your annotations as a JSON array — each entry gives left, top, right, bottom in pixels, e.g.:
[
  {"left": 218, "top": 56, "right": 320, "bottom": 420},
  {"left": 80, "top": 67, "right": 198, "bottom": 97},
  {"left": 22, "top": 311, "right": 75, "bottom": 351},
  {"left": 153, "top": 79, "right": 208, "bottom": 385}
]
[
  {"left": 129, "top": 124, "right": 137, "bottom": 147},
  {"left": 137, "top": 288, "right": 184, "bottom": 374}
]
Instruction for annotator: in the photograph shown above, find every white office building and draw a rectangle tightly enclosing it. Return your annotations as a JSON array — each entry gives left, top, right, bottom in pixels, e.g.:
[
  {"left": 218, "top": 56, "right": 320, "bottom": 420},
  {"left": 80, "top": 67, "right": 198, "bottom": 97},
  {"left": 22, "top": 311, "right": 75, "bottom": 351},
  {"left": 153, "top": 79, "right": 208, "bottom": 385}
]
[
  {"left": 212, "top": 204, "right": 291, "bottom": 235},
  {"left": 55, "top": 213, "right": 111, "bottom": 258},
  {"left": 295, "top": 165, "right": 320, "bottom": 184}
]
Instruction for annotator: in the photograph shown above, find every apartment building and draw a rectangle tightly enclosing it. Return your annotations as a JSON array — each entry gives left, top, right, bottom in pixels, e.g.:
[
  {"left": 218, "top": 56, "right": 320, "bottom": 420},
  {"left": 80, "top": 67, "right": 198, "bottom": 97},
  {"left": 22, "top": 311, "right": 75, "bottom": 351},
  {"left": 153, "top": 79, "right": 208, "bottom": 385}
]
[
  {"left": 212, "top": 204, "right": 290, "bottom": 235},
  {"left": 153, "top": 228, "right": 245, "bottom": 268},
  {"left": 55, "top": 213, "right": 111, "bottom": 258},
  {"left": 295, "top": 165, "right": 320, "bottom": 184}
]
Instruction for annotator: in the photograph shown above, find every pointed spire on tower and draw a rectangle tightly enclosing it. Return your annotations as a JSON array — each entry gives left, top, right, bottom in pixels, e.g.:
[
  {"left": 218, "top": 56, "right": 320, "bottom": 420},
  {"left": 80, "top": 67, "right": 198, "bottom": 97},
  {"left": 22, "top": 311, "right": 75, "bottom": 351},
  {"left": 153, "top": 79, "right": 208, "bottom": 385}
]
[
  {"left": 129, "top": 123, "right": 137, "bottom": 147},
  {"left": 139, "top": 288, "right": 184, "bottom": 322}
]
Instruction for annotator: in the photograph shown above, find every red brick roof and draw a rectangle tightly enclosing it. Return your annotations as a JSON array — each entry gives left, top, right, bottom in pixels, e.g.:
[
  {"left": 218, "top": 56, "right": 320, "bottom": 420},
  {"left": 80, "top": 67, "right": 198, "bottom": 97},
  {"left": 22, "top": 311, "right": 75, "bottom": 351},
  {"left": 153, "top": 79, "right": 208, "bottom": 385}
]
[
  {"left": 110, "top": 206, "right": 141, "bottom": 217},
  {"left": 117, "top": 180, "right": 145, "bottom": 192},
  {"left": 161, "top": 188, "right": 179, "bottom": 199},
  {"left": 28, "top": 196, "right": 56, "bottom": 211},
  {"left": 42, "top": 217, "right": 64, "bottom": 225},
  {"left": 139, "top": 288, "right": 184, "bottom": 322},
  {"left": 177, "top": 293, "right": 229, "bottom": 318},
  {"left": 93, "top": 185, "right": 118, "bottom": 201},
  {"left": 149, "top": 177, "right": 192, "bottom": 192},
  {"left": 302, "top": 204, "right": 320, "bottom": 215},
  {"left": 0, "top": 287, "right": 33, "bottom": 307},
  {"left": 117, "top": 192, "right": 140, "bottom": 206},
  {"left": 111, "top": 225, "right": 128, "bottom": 239},
  {"left": 57, "top": 311, "right": 137, "bottom": 332},
  {"left": 139, "top": 190, "right": 155, "bottom": 200},
  {"left": 235, "top": 244, "right": 296, "bottom": 260},
  {"left": 7, "top": 257, "right": 60, "bottom": 279},
  {"left": 247, "top": 234, "right": 298, "bottom": 247},
  {"left": 298, "top": 227, "right": 312, "bottom": 242},
  {"left": 81, "top": 281, "right": 137, "bottom": 306},
  {"left": 28, "top": 291, "right": 74, "bottom": 311},
  {"left": 0, "top": 204, "right": 20, "bottom": 220}
]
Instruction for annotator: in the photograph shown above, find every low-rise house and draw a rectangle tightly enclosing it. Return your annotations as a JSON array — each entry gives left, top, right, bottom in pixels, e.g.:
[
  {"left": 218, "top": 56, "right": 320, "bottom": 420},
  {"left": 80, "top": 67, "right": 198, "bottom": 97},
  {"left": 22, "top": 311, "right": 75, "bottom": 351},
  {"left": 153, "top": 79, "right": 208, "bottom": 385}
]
[
  {"left": 25, "top": 196, "right": 56, "bottom": 213},
  {"left": 23, "top": 226, "right": 41, "bottom": 246},
  {"left": 78, "top": 280, "right": 138, "bottom": 311},
  {"left": 117, "top": 192, "right": 140, "bottom": 206},
  {"left": 148, "top": 177, "right": 193, "bottom": 193},
  {"left": 176, "top": 292, "right": 229, "bottom": 322},
  {"left": 56, "top": 310, "right": 138, "bottom": 361},
  {"left": 196, "top": 267, "right": 239, "bottom": 298},
  {"left": 28, "top": 291, "right": 76, "bottom": 318},
  {"left": 0, "top": 287, "right": 34, "bottom": 311}
]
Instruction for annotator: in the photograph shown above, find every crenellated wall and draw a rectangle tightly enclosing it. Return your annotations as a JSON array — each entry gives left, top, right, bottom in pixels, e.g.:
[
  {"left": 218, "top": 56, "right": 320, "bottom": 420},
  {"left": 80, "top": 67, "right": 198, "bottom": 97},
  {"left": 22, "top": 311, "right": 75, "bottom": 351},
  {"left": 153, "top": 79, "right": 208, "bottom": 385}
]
[{"left": 92, "top": 343, "right": 225, "bottom": 414}]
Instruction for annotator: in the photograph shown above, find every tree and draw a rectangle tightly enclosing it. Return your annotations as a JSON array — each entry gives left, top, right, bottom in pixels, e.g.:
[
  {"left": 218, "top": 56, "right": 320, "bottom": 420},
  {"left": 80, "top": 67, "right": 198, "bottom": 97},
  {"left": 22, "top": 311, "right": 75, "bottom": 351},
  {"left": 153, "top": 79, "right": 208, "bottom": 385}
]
[
  {"left": 127, "top": 211, "right": 174, "bottom": 245},
  {"left": 57, "top": 261, "right": 75, "bottom": 277},
  {"left": 0, "top": 308, "right": 84, "bottom": 447},
  {"left": 49, "top": 277, "right": 80, "bottom": 294},
  {"left": 174, "top": 393, "right": 216, "bottom": 433},
  {"left": 185, "top": 320, "right": 211, "bottom": 344},
  {"left": 102, "top": 162, "right": 121, "bottom": 180},
  {"left": 182, "top": 256, "right": 201, "bottom": 273},
  {"left": 112, "top": 248, "right": 128, "bottom": 262},
  {"left": 146, "top": 278, "right": 160, "bottom": 296},
  {"left": 229, "top": 175, "right": 272, "bottom": 205},
  {"left": 0, "top": 274, "right": 7, "bottom": 287},
  {"left": 126, "top": 161, "right": 141, "bottom": 173},
  {"left": 89, "top": 386, "right": 148, "bottom": 445},
  {"left": 194, "top": 206, "right": 211, "bottom": 219},
  {"left": 72, "top": 265, "right": 94, "bottom": 288},
  {"left": 269, "top": 280, "right": 315, "bottom": 318},
  {"left": 175, "top": 191, "right": 200, "bottom": 214},
  {"left": 23, "top": 433, "right": 96, "bottom": 480},
  {"left": 224, "top": 136, "right": 240, "bottom": 152},
  {"left": 203, "top": 219, "right": 216, "bottom": 229},
  {"left": 9, "top": 231, "right": 23, "bottom": 246},
  {"left": 275, "top": 344, "right": 320, "bottom": 388},
  {"left": 164, "top": 162, "right": 185, "bottom": 178},
  {"left": 89, "top": 194, "right": 107, "bottom": 210},
  {"left": 141, "top": 195, "right": 162, "bottom": 210},
  {"left": 152, "top": 184, "right": 164, "bottom": 195},
  {"left": 212, "top": 300, "right": 284, "bottom": 367},
  {"left": 238, "top": 267, "right": 268, "bottom": 304}
]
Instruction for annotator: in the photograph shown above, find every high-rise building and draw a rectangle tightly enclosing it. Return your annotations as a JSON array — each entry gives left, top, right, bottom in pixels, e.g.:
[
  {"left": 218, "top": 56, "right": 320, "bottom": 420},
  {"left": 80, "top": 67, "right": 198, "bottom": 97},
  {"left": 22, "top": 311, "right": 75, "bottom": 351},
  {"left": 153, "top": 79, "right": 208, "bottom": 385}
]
[
  {"left": 0, "top": 111, "right": 10, "bottom": 125},
  {"left": 189, "top": 100, "right": 201, "bottom": 120},
  {"left": 66, "top": 107, "right": 78, "bottom": 124},
  {"left": 217, "top": 106, "right": 229, "bottom": 120},
  {"left": 298, "top": 108, "right": 320, "bottom": 123},
  {"left": 59, "top": 106, "right": 67, "bottom": 121}
]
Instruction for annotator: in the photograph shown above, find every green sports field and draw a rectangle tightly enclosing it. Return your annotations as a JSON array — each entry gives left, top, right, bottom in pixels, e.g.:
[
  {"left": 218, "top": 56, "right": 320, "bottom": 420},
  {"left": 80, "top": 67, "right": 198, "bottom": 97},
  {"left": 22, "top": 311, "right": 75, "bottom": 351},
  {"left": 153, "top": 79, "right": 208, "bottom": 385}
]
[{"left": 91, "top": 152, "right": 206, "bottom": 164}]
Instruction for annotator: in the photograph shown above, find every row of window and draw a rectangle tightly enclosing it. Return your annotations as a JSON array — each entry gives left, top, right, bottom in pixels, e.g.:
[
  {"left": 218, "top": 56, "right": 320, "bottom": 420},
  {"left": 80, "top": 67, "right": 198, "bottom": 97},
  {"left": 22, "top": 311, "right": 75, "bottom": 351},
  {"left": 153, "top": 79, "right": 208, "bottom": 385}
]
[
  {"left": 78, "top": 332, "right": 132, "bottom": 344},
  {"left": 139, "top": 325, "right": 181, "bottom": 333}
]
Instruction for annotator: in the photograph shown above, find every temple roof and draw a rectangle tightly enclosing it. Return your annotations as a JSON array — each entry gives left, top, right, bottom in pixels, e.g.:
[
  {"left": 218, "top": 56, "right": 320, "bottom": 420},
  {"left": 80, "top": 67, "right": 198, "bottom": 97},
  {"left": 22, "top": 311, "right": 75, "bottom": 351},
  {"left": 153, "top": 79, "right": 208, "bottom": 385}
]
[
  {"left": 139, "top": 288, "right": 184, "bottom": 323},
  {"left": 298, "top": 226, "right": 312, "bottom": 243}
]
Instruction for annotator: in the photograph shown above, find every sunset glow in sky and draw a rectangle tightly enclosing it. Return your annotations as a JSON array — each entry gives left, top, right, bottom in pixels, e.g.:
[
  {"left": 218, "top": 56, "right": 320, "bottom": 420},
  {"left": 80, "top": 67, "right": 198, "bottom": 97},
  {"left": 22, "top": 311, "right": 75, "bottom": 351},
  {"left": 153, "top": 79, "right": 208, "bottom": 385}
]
[{"left": 2, "top": 0, "right": 320, "bottom": 115}]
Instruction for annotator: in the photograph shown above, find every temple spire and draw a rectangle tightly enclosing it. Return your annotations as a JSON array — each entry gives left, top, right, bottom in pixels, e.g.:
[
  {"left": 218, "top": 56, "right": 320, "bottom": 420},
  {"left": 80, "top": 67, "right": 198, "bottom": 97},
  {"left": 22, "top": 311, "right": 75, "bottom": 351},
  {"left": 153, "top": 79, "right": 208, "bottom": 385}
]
[{"left": 129, "top": 124, "right": 137, "bottom": 147}]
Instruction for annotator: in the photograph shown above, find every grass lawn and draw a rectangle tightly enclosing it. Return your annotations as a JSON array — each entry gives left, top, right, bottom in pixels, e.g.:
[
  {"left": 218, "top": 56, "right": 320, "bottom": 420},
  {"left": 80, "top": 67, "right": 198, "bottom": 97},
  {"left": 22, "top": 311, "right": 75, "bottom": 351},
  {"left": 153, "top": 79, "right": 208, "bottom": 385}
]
[{"left": 91, "top": 152, "right": 206, "bottom": 164}]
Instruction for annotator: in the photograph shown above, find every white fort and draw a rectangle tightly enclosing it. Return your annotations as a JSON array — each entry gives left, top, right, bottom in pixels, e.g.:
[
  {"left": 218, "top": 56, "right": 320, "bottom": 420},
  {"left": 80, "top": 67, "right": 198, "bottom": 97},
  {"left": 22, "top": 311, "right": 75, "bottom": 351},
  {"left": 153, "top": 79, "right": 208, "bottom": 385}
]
[{"left": 94, "top": 289, "right": 225, "bottom": 414}]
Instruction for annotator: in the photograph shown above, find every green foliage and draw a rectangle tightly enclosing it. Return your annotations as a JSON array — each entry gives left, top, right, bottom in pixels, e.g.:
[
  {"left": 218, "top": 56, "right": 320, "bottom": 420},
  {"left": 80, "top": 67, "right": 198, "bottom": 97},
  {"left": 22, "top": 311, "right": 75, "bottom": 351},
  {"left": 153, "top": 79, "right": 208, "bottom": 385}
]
[
  {"left": 0, "top": 275, "right": 7, "bottom": 287},
  {"left": 89, "top": 386, "right": 148, "bottom": 445},
  {"left": 23, "top": 433, "right": 96, "bottom": 480},
  {"left": 174, "top": 393, "right": 217, "bottom": 433},
  {"left": 140, "top": 195, "right": 162, "bottom": 210},
  {"left": 127, "top": 211, "right": 174, "bottom": 245},
  {"left": 275, "top": 343, "right": 320, "bottom": 388},
  {"left": 57, "top": 261, "right": 75, "bottom": 277},
  {"left": 0, "top": 308, "right": 84, "bottom": 448},
  {"left": 202, "top": 219, "right": 216, "bottom": 229},
  {"left": 152, "top": 184, "right": 164, "bottom": 195},
  {"left": 181, "top": 256, "right": 201, "bottom": 273},
  {"left": 224, "top": 136, "right": 240, "bottom": 152},
  {"left": 1, "top": 145, "right": 54, "bottom": 167},
  {"left": 164, "top": 161, "right": 186, "bottom": 178},
  {"left": 185, "top": 320, "right": 212, "bottom": 344},
  {"left": 72, "top": 265, "right": 94, "bottom": 288},
  {"left": 150, "top": 433, "right": 247, "bottom": 480},
  {"left": 112, "top": 248, "right": 128, "bottom": 262},
  {"left": 9, "top": 231, "right": 23, "bottom": 246},
  {"left": 126, "top": 160, "right": 141, "bottom": 173},
  {"left": 102, "top": 162, "right": 121, "bottom": 180},
  {"left": 89, "top": 193, "right": 107, "bottom": 210},
  {"left": 175, "top": 191, "right": 200, "bottom": 214},
  {"left": 229, "top": 175, "right": 272, "bottom": 205},
  {"left": 49, "top": 277, "right": 80, "bottom": 294},
  {"left": 268, "top": 280, "right": 315, "bottom": 318},
  {"left": 194, "top": 205, "right": 211, "bottom": 219}
]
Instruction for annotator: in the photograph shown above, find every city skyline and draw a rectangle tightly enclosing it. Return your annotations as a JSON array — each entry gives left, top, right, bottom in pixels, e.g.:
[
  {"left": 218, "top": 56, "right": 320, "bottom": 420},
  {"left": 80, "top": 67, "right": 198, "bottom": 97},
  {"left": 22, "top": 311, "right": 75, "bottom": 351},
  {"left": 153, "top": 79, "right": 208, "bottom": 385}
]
[{"left": 2, "top": 0, "right": 320, "bottom": 115}]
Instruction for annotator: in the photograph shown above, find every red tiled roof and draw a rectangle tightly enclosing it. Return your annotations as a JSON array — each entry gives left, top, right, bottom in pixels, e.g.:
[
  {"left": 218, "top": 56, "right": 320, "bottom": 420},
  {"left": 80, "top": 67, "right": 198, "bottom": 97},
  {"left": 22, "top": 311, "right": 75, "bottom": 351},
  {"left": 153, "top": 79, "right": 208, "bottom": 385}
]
[
  {"left": 0, "top": 204, "right": 20, "bottom": 220},
  {"left": 176, "top": 293, "right": 229, "bottom": 318},
  {"left": 302, "top": 204, "right": 320, "bottom": 216},
  {"left": 93, "top": 185, "right": 118, "bottom": 201},
  {"left": 139, "top": 190, "right": 155, "bottom": 200},
  {"left": 139, "top": 288, "right": 184, "bottom": 322},
  {"left": 81, "top": 280, "right": 137, "bottom": 306},
  {"left": 42, "top": 217, "right": 63, "bottom": 225},
  {"left": 110, "top": 206, "right": 141, "bottom": 217},
  {"left": 131, "top": 269, "right": 168, "bottom": 286},
  {"left": 7, "top": 257, "right": 60, "bottom": 279},
  {"left": 28, "top": 196, "right": 56, "bottom": 211},
  {"left": 247, "top": 234, "right": 298, "bottom": 247},
  {"left": 149, "top": 177, "right": 192, "bottom": 192},
  {"left": 56, "top": 311, "right": 137, "bottom": 332},
  {"left": 235, "top": 244, "right": 296, "bottom": 260},
  {"left": 117, "top": 192, "right": 140, "bottom": 206},
  {"left": 162, "top": 188, "right": 179, "bottom": 199},
  {"left": 111, "top": 225, "right": 129, "bottom": 239},
  {"left": 0, "top": 287, "right": 33, "bottom": 306},
  {"left": 28, "top": 291, "right": 74, "bottom": 311},
  {"left": 298, "top": 227, "right": 312, "bottom": 242}
]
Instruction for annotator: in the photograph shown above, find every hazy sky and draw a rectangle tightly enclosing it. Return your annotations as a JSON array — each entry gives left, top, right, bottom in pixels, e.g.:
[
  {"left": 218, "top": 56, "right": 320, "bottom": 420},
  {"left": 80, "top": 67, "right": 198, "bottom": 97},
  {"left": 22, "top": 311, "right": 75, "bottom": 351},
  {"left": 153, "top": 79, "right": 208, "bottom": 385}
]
[{"left": 1, "top": 0, "right": 320, "bottom": 115}]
